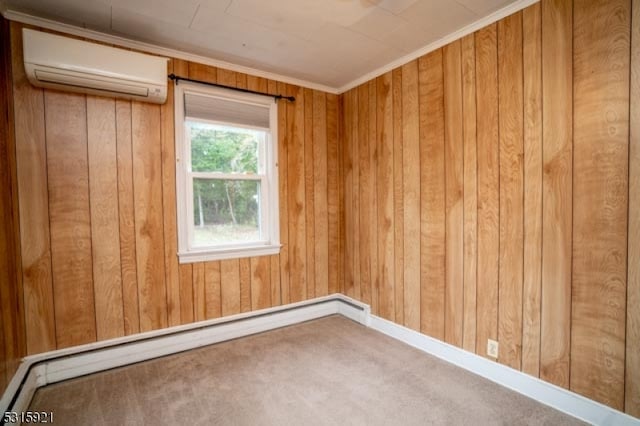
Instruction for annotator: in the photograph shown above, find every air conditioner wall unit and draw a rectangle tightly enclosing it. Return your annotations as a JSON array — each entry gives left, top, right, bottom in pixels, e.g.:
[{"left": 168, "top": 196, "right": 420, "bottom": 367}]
[{"left": 22, "top": 28, "right": 168, "bottom": 104}]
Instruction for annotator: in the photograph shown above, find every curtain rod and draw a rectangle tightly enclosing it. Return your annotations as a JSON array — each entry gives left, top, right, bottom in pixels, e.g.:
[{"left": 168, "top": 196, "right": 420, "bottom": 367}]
[{"left": 168, "top": 74, "right": 295, "bottom": 102}]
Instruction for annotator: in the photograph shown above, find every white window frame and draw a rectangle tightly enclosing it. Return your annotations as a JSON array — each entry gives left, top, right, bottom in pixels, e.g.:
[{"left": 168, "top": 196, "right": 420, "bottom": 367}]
[{"left": 175, "top": 81, "right": 280, "bottom": 263}]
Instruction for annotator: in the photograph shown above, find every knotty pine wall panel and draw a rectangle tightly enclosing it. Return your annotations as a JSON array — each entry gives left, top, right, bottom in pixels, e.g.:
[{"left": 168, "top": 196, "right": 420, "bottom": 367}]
[
  {"left": 340, "top": 0, "right": 639, "bottom": 416},
  {"left": 7, "top": 21, "right": 342, "bottom": 359}
]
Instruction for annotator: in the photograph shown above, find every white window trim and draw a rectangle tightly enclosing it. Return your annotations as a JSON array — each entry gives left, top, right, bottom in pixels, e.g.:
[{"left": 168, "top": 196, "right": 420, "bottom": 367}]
[{"left": 174, "top": 81, "right": 280, "bottom": 263}]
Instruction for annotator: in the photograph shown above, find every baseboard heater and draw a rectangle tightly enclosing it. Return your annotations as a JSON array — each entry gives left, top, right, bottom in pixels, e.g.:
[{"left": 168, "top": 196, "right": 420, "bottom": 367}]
[{"left": 0, "top": 294, "right": 368, "bottom": 420}]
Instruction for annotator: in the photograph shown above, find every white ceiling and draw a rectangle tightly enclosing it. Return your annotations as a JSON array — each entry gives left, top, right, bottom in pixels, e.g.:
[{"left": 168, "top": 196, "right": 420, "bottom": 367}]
[{"left": 5, "top": 0, "right": 522, "bottom": 90}]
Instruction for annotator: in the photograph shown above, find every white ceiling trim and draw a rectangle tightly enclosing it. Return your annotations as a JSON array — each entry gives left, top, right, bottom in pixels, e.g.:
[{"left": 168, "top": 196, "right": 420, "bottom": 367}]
[
  {"left": 1, "top": 9, "right": 340, "bottom": 94},
  {"left": 2, "top": 1, "right": 539, "bottom": 95},
  {"left": 337, "top": 0, "right": 540, "bottom": 93}
]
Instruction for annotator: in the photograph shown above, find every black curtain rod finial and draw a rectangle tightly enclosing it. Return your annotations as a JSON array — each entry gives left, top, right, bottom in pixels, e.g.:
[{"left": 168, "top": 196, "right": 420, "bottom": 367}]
[{"left": 168, "top": 73, "right": 295, "bottom": 102}]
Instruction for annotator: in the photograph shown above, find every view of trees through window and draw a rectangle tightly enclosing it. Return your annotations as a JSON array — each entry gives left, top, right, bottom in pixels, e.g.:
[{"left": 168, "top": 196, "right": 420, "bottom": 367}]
[{"left": 189, "top": 122, "right": 263, "bottom": 246}]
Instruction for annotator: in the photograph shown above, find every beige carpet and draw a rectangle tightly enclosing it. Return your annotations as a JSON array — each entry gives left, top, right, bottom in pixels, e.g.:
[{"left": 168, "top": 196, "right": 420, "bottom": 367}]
[{"left": 29, "top": 316, "right": 584, "bottom": 425}]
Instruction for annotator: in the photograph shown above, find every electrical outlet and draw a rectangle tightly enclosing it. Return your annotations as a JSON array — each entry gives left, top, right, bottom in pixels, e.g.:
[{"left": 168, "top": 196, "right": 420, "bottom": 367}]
[{"left": 487, "top": 339, "right": 499, "bottom": 358}]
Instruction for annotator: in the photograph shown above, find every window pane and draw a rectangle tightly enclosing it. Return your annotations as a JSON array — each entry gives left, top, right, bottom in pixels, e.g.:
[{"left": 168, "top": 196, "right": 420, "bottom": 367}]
[
  {"left": 192, "top": 178, "right": 261, "bottom": 247},
  {"left": 188, "top": 121, "right": 264, "bottom": 174}
]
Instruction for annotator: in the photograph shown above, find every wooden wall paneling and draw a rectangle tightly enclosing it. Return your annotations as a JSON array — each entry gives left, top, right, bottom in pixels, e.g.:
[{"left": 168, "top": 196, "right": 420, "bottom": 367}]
[
  {"left": 247, "top": 75, "right": 268, "bottom": 93},
  {"left": 304, "top": 88, "right": 316, "bottom": 299},
  {"left": 115, "top": 99, "right": 140, "bottom": 336},
  {"left": 475, "top": 24, "right": 500, "bottom": 358},
  {"left": 162, "top": 59, "right": 186, "bottom": 327},
  {"left": 376, "top": 72, "right": 395, "bottom": 321},
  {"left": 393, "top": 68, "right": 404, "bottom": 325},
  {"left": 236, "top": 73, "right": 247, "bottom": 89},
  {"left": 343, "top": 90, "right": 355, "bottom": 298},
  {"left": 497, "top": 12, "right": 525, "bottom": 370},
  {"left": 277, "top": 82, "right": 290, "bottom": 305},
  {"left": 418, "top": 51, "right": 445, "bottom": 339},
  {"left": 571, "top": 0, "right": 629, "bottom": 410},
  {"left": 204, "top": 261, "right": 221, "bottom": 319},
  {"left": 45, "top": 91, "right": 96, "bottom": 348},
  {"left": 217, "top": 68, "right": 237, "bottom": 87},
  {"left": 540, "top": 0, "right": 573, "bottom": 388},
  {"left": 443, "top": 41, "right": 464, "bottom": 347},
  {"left": 368, "top": 80, "right": 379, "bottom": 315},
  {"left": 327, "top": 93, "right": 340, "bottom": 295},
  {"left": 250, "top": 256, "right": 271, "bottom": 310},
  {"left": 288, "top": 85, "right": 307, "bottom": 303},
  {"left": 352, "top": 88, "right": 361, "bottom": 301},
  {"left": 87, "top": 95, "right": 125, "bottom": 340},
  {"left": 131, "top": 101, "right": 168, "bottom": 331},
  {"left": 522, "top": 2, "right": 543, "bottom": 377},
  {"left": 358, "top": 83, "right": 372, "bottom": 307},
  {"left": 461, "top": 33, "right": 478, "bottom": 353},
  {"left": 10, "top": 22, "right": 56, "bottom": 353},
  {"left": 402, "top": 60, "right": 420, "bottom": 332},
  {"left": 239, "top": 258, "right": 251, "bottom": 312},
  {"left": 338, "top": 94, "right": 346, "bottom": 295},
  {"left": 627, "top": 0, "right": 640, "bottom": 417},
  {"left": 187, "top": 61, "right": 217, "bottom": 84},
  {"left": 193, "top": 263, "right": 206, "bottom": 321},
  {"left": 178, "top": 264, "right": 193, "bottom": 323},
  {"left": 267, "top": 80, "right": 281, "bottom": 305},
  {"left": 313, "top": 91, "right": 329, "bottom": 297},
  {"left": 220, "top": 259, "right": 240, "bottom": 316}
]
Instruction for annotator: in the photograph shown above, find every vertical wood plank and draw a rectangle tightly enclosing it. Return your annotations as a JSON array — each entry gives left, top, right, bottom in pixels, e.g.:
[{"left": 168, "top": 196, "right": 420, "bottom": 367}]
[
  {"left": 239, "top": 258, "right": 251, "bottom": 313},
  {"left": 193, "top": 262, "right": 206, "bottom": 322},
  {"left": 444, "top": 41, "right": 465, "bottom": 348},
  {"left": 497, "top": 12, "right": 525, "bottom": 370},
  {"left": 115, "top": 100, "right": 140, "bottom": 336},
  {"left": 221, "top": 259, "right": 241, "bottom": 316},
  {"left": 358, "top": 83, "right": 372, "bottom": 307},
  {"left": 178, "top": 264, "right": 193, "bottom": 323},
  {"left": 251, "top": 256, "right": 271, "bottom": 310},
  {"left": 627, "top": 0, "right": 640, "bottom": 416},
  {"left": 541, "top": 0, "right": 572, "bottom": 388},
  {"left": 277, "top": 82, "right": 290, "bottom": 305},
  {"left": 461, "top": 33, "right": 478, "bottom": 353},
  {"left": 368, "top": 80, "right": 379, "bottom": 315},
  {"left": 343, "top": 90, "right": 356, "bottom": 298},
  {"left": 288, "top": 85, "right": 307, "bottom": 303},
  {"left": 87, "top": 96, "right": 124, "bottom": 340},
  {"left": 393, "top": 68, "right": 405, "bottom": 325},
  {"left": 327, "top": 93, "right": 340, "bottom": 295},
  {"left": 204, "top": 261, "right": 221, "bottom": 319},
  {"left": 522, "top": 2, "right": 543, "bottom": 377},
  {"left": 571, "top": 0, "right": 629, "bottom": 410},
  {"left": 11, "top": 23, "right": 56, "bottom": 354},
  {"left": 419, "top": 51, "right": 445, "bottom": 340},
  {"left": 304, "top": 88, "right": 316, "bottom": 299},
  {"left": 313, "top": 91, "right": 329, "bottom": 297},
  {"left": 475, "top": 24, "right": 500, "bottom": 358},
  {"left": 377, "top": 72, "right": 395, "bottom": 321},
  {"left": 132, "top": 101, "right": 168, "bottom": 332},
  {"left": 217, "top": 69, "right": 237, "bottom": 87},
  {"left": 45, "top": 91, "right": 96, "bottom": 348},
  {"left": 352, "top": 88, "right": 361, "bottom": 300},
  {"left": 402, "top": 60, "right": 420, "bottom": 332}
]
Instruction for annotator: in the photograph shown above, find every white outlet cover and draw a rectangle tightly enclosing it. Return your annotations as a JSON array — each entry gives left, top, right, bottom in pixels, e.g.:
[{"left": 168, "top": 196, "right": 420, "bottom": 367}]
[{"left": 487, "top": 339, "right": 499, "bottom": 358}]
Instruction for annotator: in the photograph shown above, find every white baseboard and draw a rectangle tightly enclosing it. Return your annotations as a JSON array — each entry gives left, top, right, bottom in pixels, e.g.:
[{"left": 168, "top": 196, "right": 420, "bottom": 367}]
[
  {"left": 368, "top": 314, "right": 640, "bottom": 426},
  {"left": 2, "top": 294, "right": 637, "bottom": 426}
]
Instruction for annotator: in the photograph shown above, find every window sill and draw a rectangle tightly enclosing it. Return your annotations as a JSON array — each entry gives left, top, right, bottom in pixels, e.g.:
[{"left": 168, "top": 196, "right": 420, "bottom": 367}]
[{"left": 178, "top": 244, "right": 282, "bottom": 264}]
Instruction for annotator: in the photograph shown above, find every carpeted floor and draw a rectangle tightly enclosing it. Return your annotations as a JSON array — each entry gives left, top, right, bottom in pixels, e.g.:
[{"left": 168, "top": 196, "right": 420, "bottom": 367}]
[{"left": 29, "top": 315, "right": 585, "bottom": 425}]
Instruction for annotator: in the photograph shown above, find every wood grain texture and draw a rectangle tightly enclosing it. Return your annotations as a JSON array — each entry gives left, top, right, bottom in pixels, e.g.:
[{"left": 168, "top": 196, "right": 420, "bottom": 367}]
[
  {"left": 179, "top": 264, "right": 193, "bottom": 323},
  {"left": 221, "top": 259, "right": 240, "bottom": 316},
  {"left": 540, "top": 0, "right": 573, "bottom": 388},
  {"left": 87, "top": 96, "right": 124, "bottom": 340},
  {"left": 628, "top": 0, "right": 640, "bottom": 416},
  {"left": 443, "top": 41, "right": 464, "bottom": 348},
  {"left": 475, "top": 24, "right": 500, "bottom": 358},
  {"left": 45, "top": 91, "right": 96, "bottom": 348},
  {"left": 376, "top": 72, "right": 395, "bottom": 321},
  {"left": 115, "top": 100, "right": 140, "bottom": 336},
  {"left": 132, "top": 101, "right": 167, "bottom": 332},
  {"left": 358, "top": 83, "right": 372, "bottom": 307},
  {"left": 343, "top": 90, "right": 355, "bottom": 299},
  {"left": 277, "top": 82, "right": 290, "bottom": 305},
  {"left": 402, "top": 60, "right": 420, "bottom": 332},
  {"left": 461, "top": 33, "right": 478, "bottom": 354},
  {"left": 250, "top": 256, "right": 271, "bottom": 310},
  {"left": 313, "top": 91, "right": 329, "bottom": 297},
  {"left": 419, "top": 51, "right": 445, "bottom": 340},
  {"left": 497, "top": 12, "right": 524, "bottom": 370},
  {"left": 193, "top": 263, "right": 205, "bottom": 322},
  {"left": 327, "top": 93, "right": 340, "bottom": 295},
  {"left": 571, "top": 0, "right": 629, "bottom": 410},
  {"left": 204, "top": 261, "right": 221, "bottom": 319},
  {"left": 393, "top": 68, "right": 404, "bottom": 325},
  {"left": 368, "top": 80, "right": 379, "bottom": 315},
  {"left": 240, "top": 258, "right": 251, "bottom": 313},
  {"left": 11, "top": 22, "right": 56, "bottom": 354},
  {"left": 304, "top": 88, "right": 315, "bottom": 300},
  {"left": 522, "top": 2, "right": 543, "bottom": 378}
]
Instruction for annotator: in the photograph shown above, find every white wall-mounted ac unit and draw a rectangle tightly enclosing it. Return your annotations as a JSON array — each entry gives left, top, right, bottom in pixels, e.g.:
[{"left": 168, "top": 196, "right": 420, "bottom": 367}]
[{"left": 22, "top": 28, "right": 168, "bottom": 104}]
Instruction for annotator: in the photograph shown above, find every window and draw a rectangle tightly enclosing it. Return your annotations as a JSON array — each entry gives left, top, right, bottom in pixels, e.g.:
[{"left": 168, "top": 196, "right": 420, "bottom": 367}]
[{"left": 175, "top": 82, "right": 279, "bottom": 263}]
